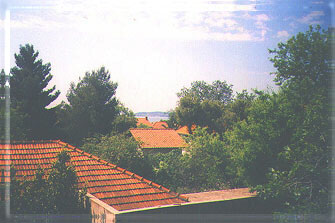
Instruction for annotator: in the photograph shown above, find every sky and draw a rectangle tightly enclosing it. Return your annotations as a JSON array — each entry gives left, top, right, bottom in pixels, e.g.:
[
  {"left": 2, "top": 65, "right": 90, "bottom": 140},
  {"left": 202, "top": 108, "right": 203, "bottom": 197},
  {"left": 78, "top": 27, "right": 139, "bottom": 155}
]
[{"left": 0, "top": 0, "right": 333, "bottom": 113}]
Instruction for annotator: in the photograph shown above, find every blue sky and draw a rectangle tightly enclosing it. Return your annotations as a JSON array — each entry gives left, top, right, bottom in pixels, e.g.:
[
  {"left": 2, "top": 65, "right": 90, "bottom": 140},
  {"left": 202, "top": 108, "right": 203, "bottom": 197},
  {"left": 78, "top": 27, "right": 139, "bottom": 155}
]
[{"left": 0, "top": 0, "right": 333, "bottom": 112}]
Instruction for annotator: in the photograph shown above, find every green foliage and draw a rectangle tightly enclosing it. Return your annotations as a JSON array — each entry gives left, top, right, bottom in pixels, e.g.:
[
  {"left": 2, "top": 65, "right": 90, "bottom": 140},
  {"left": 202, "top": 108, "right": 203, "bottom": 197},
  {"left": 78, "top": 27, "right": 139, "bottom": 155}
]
[
  {"left": 165, "top": 110, "right": 179, "bottom": 129},
  {"left": 175, "top": 95, "right": 226, "bottom": 134},
  {"left": 225, "top": 91, "right": 292, "bottom": 186},
  {"left": 8, "top": 44, "right": 60, "bottom": 139},
  {"left": 148, "top": 127, "right": 232, "bottom": 193},
  {"left": 0, "top": 106, "right": 28, "bottom": 141},
  {"left": 185, "top": 127, "right": 232, "bottom": 189},
  {"left": 58, "top": 66, "right": 130, "bottom": 145},
  {"left": 10, "top": 150, "right": 87, "bottom": 214},
  {"left": 269, "top": 25, "right": 330, "bottom": 87},
  {"left": 225, "top": 26, "right": 331, "bottom": 214},
  {"left": 177, "top": 80, "right": 233, "bottom": 104},
  {"left": 112, "top": 103, "right": 137, "bottom": 133},
  {"left": 81, "top": 134, "right": 152, "bottom": 178},
  {"left": 148, "top": 150, "right": 188, "bottom": 192},
  {"left": 174, "top": 80, "right": 250, "bottom": 135},
  {"left": 137, "top": 123, "right": 152, "bottom": 128},
  {"left": 227, "top": 90, "right": 256, "bottom": 123}
]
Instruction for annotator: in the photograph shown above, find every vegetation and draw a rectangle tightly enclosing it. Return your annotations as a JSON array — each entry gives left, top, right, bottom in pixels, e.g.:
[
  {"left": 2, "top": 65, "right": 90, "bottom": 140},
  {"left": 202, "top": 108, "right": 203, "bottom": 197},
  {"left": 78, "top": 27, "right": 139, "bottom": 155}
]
[
  {"left": 0, "top": 25, "right": 330, "bottom": 215},
  {"left": 9, "top": 150, "right": 87, "bottom": 214},
  {"left": 81, "top": 134, "right": 153, "bottom": 179},
  {"left": 250, "top": 25, "right": 331, "bottom": 214},
  {"left": 8, "top": 44, "right": 60, "bottom": 140},
  {"left": 175, "top": 80, "right": 234, "bottom": 134},
  {"left": 56, "top": 66, "right": 136, "bottom": 145}
]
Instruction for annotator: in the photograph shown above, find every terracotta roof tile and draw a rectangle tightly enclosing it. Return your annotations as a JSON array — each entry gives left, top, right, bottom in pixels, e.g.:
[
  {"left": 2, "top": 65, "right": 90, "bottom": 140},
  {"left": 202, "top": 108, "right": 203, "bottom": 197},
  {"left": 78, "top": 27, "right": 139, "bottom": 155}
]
[
  {"left": 152, "top": 121, "right": 168, "bottom": 129},
  {"left": 129, "top": 129, "right": 187, "bottom": 149},
  {"left": 176, "top": 125, "right": 197, "bottom": 135},
  {"left": 0, "top": 140, "right": 187, "bottom": 211},
  {"left": 136, "top": 117, "right": 153, "bottom": 128}
]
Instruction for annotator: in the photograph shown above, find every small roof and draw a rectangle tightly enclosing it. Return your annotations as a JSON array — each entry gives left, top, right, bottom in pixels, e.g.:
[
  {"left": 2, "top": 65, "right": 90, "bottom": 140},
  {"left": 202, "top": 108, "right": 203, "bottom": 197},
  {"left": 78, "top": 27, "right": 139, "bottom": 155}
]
[
  {"left": 136, "top": 117, "right": 153, "bottom": 128},
  {"left": 183, "top": 188, "right": 256, "bottom": 203},
  {"left": 152, "top": 121, "right": 168, "bottom": 129},
  {"left": 0, "top": 140, "right": 188, "bottom": 211},
  {"left": 130, "top": 129, "right": 187, "bottom": 149},
  {"left": 176, "top": 125, "right": 197, "bottom": 135}
]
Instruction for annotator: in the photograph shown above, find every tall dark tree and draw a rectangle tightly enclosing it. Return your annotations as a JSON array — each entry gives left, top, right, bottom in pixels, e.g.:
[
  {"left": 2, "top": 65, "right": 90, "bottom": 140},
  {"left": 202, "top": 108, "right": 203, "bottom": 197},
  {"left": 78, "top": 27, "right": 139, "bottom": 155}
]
[
  {"left": 10, "top": 44, "right": 60, "bottom": 139},
  {"left": 58, "top": 66, "right": 120, "bottom": 145}
]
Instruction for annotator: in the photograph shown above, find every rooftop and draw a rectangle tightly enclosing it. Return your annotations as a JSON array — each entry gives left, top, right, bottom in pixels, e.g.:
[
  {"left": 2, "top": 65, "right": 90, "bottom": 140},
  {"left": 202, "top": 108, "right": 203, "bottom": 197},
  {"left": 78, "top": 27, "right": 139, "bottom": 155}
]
[
  {"left": 176, "top": 125, "right": 197, "bottom": 135},
  {"left": 183, "top": 188, "right": 256, "bottom": 203},
  {"left": 152, "top": 121, "right": 168, "bottom": 129},
  {"left": 136, "top": 117, "right": 153, "bottom": 128},
  {"left": 0, "top": 140, "right": 188, "bottom": 211},
  {"left": 129, "top": 129, "right": 187, "bottom": 149}
]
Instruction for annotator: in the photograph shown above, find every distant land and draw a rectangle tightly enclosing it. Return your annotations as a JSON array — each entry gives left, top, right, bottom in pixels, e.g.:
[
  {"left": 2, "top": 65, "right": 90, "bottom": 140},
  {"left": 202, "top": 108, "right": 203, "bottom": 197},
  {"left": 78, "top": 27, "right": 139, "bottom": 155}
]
[
  {"left": 135, "top": 112, "right": 169, "bottom": 122},
  {"left": 135, "top": 111, "right": 169, "bottom": 117}
]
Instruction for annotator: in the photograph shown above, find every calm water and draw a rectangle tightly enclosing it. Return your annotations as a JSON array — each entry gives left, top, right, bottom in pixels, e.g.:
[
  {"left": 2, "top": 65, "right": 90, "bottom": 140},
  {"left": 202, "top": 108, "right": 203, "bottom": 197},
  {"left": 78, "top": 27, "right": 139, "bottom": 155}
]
[{"left": 136, "top": 116, "right": 168, "bottom": 122}]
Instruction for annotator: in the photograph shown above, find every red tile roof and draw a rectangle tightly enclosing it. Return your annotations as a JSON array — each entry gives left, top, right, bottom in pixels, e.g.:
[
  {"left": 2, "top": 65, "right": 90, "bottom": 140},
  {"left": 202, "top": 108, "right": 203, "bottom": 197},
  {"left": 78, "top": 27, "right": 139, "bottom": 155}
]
[
  {"left": 136, "top": 117, "right": 153, "bottom": 128},
  {"left": 129, "top": 129, "right": 187, "bottom": 149},
  {"left": 152, "top": 121, "right": 168, "bottom": 129},
  {"left": 176, "top": 125, "right": 197, "bottom": 135},
  {"left": 0, "top": 140, "right": 187, "bottom": 211}
]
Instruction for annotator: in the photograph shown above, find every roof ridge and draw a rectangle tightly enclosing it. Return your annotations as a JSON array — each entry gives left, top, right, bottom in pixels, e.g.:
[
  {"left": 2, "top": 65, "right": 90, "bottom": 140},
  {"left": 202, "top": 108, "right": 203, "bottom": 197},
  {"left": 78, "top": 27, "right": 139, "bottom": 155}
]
[
  {"left": 130, "top": 128, "right": 175, "bottom": 131},
  {"left": 57, "top": 140, "right": 188, "bottom": 202},
  {"left": 0, "top": 140, "right": 60, "bottom": 145}
]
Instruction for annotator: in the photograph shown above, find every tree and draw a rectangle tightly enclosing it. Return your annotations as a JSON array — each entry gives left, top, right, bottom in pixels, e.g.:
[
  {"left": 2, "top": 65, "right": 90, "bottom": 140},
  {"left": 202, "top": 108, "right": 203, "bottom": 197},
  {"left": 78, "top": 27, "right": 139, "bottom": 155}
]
[
  {"left": 112, "top": 103, "right": 137, "bottom": 133},
  {"left": 58, "top": 66, "right": 120, "bottom": 145},
  {"left": 148, "top": 127, "right": 233, "bottom": 192},
  {"left": 175, "top": 95, "right": 228, "bottom": 134},
  {"left": 175, "top": 95, "right": 202, "bottom": 133},
  {"left": 81, "top": 134, "right": 152, "bottom": 179},
  {"left": 227, "top": 90, "right": 256, "bottom": 123},
  {"left": 226, "top": 26, "right": 331, "bottom": 213},
  {"left": 175, "top": 80, "right": 234, "bottom": 134},
  {"left": 47, "top": 150, "right": 87, "bottom": 214},
  {"left": 185, "top": 127, "right": 233, "bottom": 189},
  {"left": 177, "top": 80, "right": 233, "bottom": 104},
  {"left": 0, "top": 71, "right": 28, "bottom": 141},
  {"left": 253, "top": 25, "right": 331, "bottom": 214},
  {"left": 269, "top": 25, "right": 330, "bottom": 87},
  {"left": 165, "top": 110, "right": 179, "bottom": 129},
  {"left": 148, "top": 150, "right": 189, "bottom": 192},
  {"left": 9, "top": 150, "right": 87, "bottom": 214},
  {"left": 9, "top": 44, "right": 60, "bottom": 139}
]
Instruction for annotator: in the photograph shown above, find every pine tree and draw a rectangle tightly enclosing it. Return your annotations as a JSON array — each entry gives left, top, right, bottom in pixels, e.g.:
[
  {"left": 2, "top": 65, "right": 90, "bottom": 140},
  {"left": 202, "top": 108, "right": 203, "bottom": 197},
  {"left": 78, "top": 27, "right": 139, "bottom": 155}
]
[{"left": 10, "top": 44, "right": 60, "bottom": 139}]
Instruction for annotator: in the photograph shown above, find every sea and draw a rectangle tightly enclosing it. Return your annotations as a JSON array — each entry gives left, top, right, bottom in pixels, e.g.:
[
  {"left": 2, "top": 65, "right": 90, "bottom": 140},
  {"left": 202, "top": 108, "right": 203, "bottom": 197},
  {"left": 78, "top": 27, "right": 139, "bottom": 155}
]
[{"left": 136, "top": 116, "right": 169, "bottom": 123}]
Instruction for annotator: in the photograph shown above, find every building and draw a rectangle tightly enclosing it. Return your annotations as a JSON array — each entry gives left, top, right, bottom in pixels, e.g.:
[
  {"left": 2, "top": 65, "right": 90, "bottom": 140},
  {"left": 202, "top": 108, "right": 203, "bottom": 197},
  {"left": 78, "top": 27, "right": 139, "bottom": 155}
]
[
  {"left": 0, "top": 140, "right": 188, "bottom": 222},
  {"left": 136, "top": 117, "right": 153, "bottom": 128},
  {"left": 176, "top": 125, "right": 197, "bottom": 136},
  {"left": 129, "top": 128, "right": 187, "bottom": 154},
  {"left": 152, "top": 121, "right": 168, "bottom": 129},
  {"left": 0, "top": 140, "right": 265, "bottom": 222}
]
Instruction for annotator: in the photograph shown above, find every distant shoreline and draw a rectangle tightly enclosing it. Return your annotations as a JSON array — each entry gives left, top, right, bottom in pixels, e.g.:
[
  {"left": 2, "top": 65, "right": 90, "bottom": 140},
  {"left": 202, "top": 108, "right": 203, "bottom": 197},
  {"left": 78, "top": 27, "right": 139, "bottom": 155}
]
[
  {"left": 135, "top": 111, "right": 169, "bottom": 117},
  {"left": 135, "top": 112, "right": 169, "bottom": 123}
]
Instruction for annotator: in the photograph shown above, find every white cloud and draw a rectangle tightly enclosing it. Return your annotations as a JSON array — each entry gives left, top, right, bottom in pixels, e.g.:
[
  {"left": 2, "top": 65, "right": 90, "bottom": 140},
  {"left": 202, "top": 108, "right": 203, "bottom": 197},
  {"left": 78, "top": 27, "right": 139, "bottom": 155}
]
[
  {"left": 4, "top": 0, "right": 268, "bottom": 42},
  {"left": 242, "top": 13, "right": 270, "bottom": 41},
  {"left": 277, "top": 30, "right": 289, "bottom": 38},
  {"left": 298, "top": 11, "right": 324, "bottom": 24}
]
